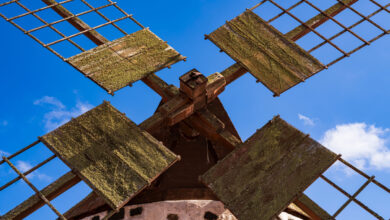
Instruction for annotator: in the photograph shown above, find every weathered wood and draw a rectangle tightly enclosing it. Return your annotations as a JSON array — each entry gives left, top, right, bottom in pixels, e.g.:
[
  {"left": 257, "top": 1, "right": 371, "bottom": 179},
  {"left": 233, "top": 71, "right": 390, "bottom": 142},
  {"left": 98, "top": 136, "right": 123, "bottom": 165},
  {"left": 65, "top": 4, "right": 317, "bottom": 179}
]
[
  {"left": 204, "top": 99, "right": 242, "bottom": 159},
  {"left": 208, "top": 10, "right": 324, "bottom": 96},
  {"left": 200, "top": 116, "right": 338, "bottom": 220},
  {"left": 142, "top": 74, "right": 178, "bottom": 102},
  {"left": 186, "top": 112, "right": 240, "bottom": 151},
  {"left": 62, "top": 98, "right": 242, "bottom": 219},
  {"left": 294, "top": 194, "right": 334, "bottom": 220},
  {"left": 159, "top": 94, "right": 189, "bottom": 116},
  {"left": 139, "top": 112, "right": 166, "bottom": 133},
  {"left": 40, "top": 102, "right": 180, "bottom": 210},
  {"left": 68, "top": 29, "right": 185, "bottom": 94},
  {"left": 206, "top": 72, "right": 226, "bottom": 101},
  {"left": 217, "top": 1, "right": 356, "bottom": 93},
  {"left": 179, "top": 69, "right": 208, "bottom": 99},
  {"left": 43, "top": 0, "right": 182, "bottom": 100},
  {"left": 41, "top": 0, "right": 108, "bottom": 45},
  {"left": 138, "top": 71, "right": 229, "bottom": 130},
  {"left": 167, "top": 103, "right": 195, "bottom": 126},
  {"left": 285, "top": 203, "right": 311, "bottom": 220},
  {"left": 220, "top": 63, "right": 247, "bottom": 85},
  {"left": 285, "top": 0, "right": 358, "bottom": 41},
  {"left": 63, "top": 192, "right": 106, "bottom": 220},
  {"left": 2, "top": 172, "right": 81, "bottom": 220},
  {"left": 197, "top": 108, "right": 225, "bottom": 133}
]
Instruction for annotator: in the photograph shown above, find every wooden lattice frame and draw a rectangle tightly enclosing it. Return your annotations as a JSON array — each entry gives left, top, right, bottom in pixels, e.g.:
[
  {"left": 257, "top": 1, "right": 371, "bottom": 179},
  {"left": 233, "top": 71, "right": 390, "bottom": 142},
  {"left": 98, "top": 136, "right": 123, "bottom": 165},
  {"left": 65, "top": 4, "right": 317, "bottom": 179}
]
[{"left": 216, "top": 0, "right": 390, "bottom": 96}]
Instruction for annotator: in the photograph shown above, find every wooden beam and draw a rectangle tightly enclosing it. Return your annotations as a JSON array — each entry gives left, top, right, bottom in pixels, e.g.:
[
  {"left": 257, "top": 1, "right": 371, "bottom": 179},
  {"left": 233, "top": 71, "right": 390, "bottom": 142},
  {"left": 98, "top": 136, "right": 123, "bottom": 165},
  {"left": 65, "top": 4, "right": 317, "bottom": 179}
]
[
  {"left": 142, "top": 74, "right": 179, "bottom": 102},
  {"left": 285, "top": 203, "right": 311, "bottom": 220},
  {"left": 43, "top": 0, "right": 176, "bottom": 100},
  {"left": 186, "top": 111, "right": 241, "bottom": 151},
  {"left": 220, "top": 63, "right": 247, "bottom": 85},
  {"left": 41, "top": 0, "right": 108, "bottom": 45},
  {"left": 138, "top": 71, "right": 229, "bottom": 131},
  {"left": 218, "top": 0, "right": 358, "bottom": 87},
  {"left": 2, "top": 172, "right": 81, "bottom": 220},
  {"left": 293, "top": 194, "right": 334, "bottom": 220},
  {"left": 285, "top": 0, "right": 358, "bottom": 41}
]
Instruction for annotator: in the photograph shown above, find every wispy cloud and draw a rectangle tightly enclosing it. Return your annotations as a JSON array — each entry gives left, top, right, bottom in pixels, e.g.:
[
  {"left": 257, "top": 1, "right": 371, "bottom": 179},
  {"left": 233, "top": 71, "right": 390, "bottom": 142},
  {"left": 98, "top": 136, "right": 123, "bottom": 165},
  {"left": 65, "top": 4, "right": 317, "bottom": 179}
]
[
  {"left": 0, "top": 150, "right": 10, "bottom": 156},
  {"left": 1, "top": 120, "right": 8, "bottom": 126},
  {"left": 34, "top": 96, "right": 93, "bottom": 132},
  {"left": 34, "top": 96, "right": 65, "bottom": 109},
  {"left": 15, "top": 160, "right": 52, "bottom": 181},
  {"left": 298, "top": 114, "right": 315, "bottom": 126},
  {"left": 321, "top": 123, "right": 390, "bottom": 171}
]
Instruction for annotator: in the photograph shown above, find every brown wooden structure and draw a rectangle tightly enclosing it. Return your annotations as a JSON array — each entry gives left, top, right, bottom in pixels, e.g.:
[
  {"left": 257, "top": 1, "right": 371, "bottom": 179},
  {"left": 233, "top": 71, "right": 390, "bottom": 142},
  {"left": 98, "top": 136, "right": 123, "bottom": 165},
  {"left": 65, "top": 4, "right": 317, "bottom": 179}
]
[{"left": 0, "top": 0, "right": 389, "bottom": 219}]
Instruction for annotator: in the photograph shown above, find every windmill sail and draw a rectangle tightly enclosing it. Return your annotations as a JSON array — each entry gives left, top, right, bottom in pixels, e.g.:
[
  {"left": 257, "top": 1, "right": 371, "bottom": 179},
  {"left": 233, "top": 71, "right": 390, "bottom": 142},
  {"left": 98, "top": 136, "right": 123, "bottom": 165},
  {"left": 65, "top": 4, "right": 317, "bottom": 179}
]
[
  {"left": 40, "top": 102, "right": 180, "bottom": 210},
  {"left": 207, "top": 10, "right": 325, "bottom": 96},
  {"left": 0, "top": 0, "right": 390, "bottom": 219},
  {"left": 0, "top": 0, "right": 185, "bottom": 95},
  {"left": 212, "top": 0, "right": 390, "bottom": 96},
  {"left": 67, "top": 29, "right": 184, "bottom": 94},
  {"left": 200, "top": 116, "right": 338, "bottom": 220}
]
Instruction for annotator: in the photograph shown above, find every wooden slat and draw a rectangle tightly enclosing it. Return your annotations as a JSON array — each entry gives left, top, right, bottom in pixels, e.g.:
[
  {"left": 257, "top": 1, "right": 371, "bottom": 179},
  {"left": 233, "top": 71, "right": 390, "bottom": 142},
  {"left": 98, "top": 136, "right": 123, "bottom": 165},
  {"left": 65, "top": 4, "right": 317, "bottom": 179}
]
[
  {"left": 41, "top": 0, "right": 108, "bottom": 45},
  {"left": 40, "top": 102, "right": 180, "bottom": 210},
  {"left": 208, "top": 10, "right": 324, "bottom": 96},
  {"left": 285, "top": 0, "right": 358, "bottom": 41},
  {"left": 201, "top": 116, "right": 338, "bottom": 220},
  {"left": 43, "top": 0, "right": 185, "bottom": 97},
  {"left": 218, "top": 0, "right": 357, "bottom": 92},
  {"left": 61, "top": 98, "right": 242, "bottom": 219},
  {"left": 2, "top": 172, "right": 81, "bottom": 220}
]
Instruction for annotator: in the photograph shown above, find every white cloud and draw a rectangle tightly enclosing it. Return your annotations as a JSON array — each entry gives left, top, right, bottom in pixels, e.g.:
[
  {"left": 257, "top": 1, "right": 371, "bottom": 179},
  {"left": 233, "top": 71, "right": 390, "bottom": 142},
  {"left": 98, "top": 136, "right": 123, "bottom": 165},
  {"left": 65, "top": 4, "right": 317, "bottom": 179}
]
[
  {"left": 320, "top": 123, "right": 390, "bottom": 171},
  {"left": 298, "top": 114, "right": 315, "bottom": 126},
  {"left": 34, "top": 96, "right": 65, "bottom": 109},
  {"left": 16, "top": 160, "right": 33, "bottom": 172},
  {"left": 34, "top": 96, "right": 93, "bottom": 132},
  {"left": 0, "top": 150, "right": 10, "bottom": 156},
  {"left": 15, "top": 160, "right": 52, "bottom": 181}
]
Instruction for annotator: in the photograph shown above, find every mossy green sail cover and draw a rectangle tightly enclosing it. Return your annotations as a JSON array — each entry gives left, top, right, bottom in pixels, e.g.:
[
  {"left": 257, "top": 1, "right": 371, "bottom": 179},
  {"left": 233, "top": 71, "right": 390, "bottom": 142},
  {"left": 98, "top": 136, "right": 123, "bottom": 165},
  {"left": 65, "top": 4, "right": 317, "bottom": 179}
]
[
  {"left": 40, "top": 101, "right": 179, "bottom": 210},
  {"left": 207, "top": 10, "right": 325, "bottom": 96},
  {"left": 68, "top": 28, "right": 185, "bottom": 94},
  {"left": 200, "top": 116, "right": 338, "bottom": 220}
]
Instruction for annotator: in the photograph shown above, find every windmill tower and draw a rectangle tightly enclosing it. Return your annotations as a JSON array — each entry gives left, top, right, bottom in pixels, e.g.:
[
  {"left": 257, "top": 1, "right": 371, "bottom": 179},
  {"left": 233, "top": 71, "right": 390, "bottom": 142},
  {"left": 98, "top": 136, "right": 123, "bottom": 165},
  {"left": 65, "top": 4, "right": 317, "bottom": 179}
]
[{"left": 0, "top": 0, "right": 389, "bottom": 219}]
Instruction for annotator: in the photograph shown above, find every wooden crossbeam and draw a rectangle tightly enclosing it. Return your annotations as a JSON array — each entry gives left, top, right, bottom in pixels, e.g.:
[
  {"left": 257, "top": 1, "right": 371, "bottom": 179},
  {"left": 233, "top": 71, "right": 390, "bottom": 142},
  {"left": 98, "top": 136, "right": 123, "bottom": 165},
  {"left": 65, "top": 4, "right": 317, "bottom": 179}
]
[
  {"left": 2, "top": 172, "right": 81, "bottom": 219},
  {"left": 42, "top": 0, "right": 177, "bottom": 99},
  {"left": 38, "top": 1, "right": 235, "bottom": 149},
  {"left": 218, "top": 0, "right": 358, "bottom": 88},
  {"left": 285, "top": 0, "right": 358, "bottom": 41},
  {"left": 294, "top": 194, "right": 333, "bottom": 220},
  {"left": 41, "top": 0, "right": 108, "bottom": 45}
]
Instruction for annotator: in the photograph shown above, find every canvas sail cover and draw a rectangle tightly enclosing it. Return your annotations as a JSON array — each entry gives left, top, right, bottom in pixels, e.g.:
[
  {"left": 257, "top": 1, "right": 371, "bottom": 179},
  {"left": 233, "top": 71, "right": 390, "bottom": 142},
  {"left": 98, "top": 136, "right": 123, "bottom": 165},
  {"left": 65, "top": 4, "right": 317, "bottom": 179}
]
[
  {"left": 207, "top": 10, "right": 325, "bottom": 96},
  {"left": 201, "top": 116, "right": 337, "bottom": 220},
  {"left": 41, "top": 101, "right": 179, "bottom": 210}
]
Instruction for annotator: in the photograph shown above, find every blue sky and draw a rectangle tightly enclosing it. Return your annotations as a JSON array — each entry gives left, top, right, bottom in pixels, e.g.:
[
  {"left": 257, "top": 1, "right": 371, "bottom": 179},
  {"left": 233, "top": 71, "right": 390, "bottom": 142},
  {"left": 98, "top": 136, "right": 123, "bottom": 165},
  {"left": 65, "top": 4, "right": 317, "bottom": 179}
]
[{"left": 0, "top": 0, "right": 389, "bottom": 219}]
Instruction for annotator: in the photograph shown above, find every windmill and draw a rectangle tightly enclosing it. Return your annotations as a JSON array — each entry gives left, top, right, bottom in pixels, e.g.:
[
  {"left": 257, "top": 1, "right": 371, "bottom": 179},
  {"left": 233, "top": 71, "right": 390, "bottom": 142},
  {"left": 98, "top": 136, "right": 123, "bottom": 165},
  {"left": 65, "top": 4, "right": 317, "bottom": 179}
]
[{"left": 0, "top": 0, "right": 389, "bottom": 219}]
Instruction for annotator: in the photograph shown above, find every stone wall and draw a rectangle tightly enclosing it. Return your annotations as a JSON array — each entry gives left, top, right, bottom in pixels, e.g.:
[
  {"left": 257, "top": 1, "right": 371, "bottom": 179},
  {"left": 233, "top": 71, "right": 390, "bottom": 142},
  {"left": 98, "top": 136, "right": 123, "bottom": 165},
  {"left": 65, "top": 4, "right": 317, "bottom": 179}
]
[{"left": 81, "top": 200, "right": 302, "bottom": 220}]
